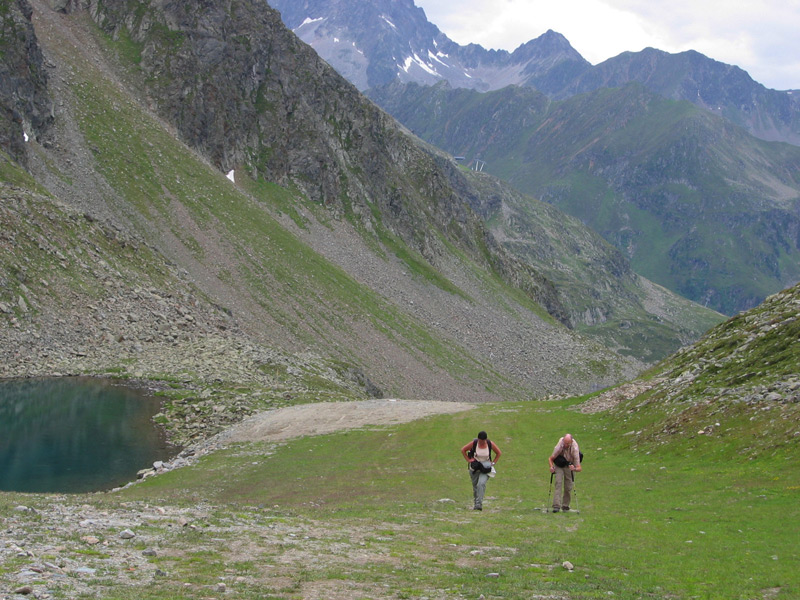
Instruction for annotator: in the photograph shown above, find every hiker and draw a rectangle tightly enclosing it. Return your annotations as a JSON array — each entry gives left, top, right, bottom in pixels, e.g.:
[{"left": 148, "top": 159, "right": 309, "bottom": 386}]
[
  {"left": 461, "top": 431, "right": 501, "bottom": 511},
  {"left": 548, "top": 433, "right": 581, "bottom": 513}
]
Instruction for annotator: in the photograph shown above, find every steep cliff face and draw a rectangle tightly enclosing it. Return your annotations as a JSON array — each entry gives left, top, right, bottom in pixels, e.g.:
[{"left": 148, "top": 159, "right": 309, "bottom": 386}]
[{"left": 0, "top": 0, "right": 53, "bottom": 165}]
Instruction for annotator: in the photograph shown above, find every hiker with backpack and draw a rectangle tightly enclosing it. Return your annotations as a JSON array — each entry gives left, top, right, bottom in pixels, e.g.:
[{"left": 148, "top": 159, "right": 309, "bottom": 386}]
[
  {"left": 548, "top": 433, "right": 582, "bottom": 513},
  {"left": 461, "top": 431, "right": 502, "bottom": 511}
]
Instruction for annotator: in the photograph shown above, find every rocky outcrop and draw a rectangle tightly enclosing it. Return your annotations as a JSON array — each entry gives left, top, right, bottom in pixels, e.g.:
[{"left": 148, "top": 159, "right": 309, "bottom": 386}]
[
  {"left": 0, "top": 0, "right": 54, "bottom": 165},
  {"left": 586, "top": 282, "right": 800, "bottom": 455}
]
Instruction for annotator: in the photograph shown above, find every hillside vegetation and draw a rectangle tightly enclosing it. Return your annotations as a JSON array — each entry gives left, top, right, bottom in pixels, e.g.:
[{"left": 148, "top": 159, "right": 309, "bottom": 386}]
[
  {"left": 604, "top": 281, "right": 800, "bottom": 456},
  {"left": 370, "top": 81, "right": 800, "bottom": 315}
]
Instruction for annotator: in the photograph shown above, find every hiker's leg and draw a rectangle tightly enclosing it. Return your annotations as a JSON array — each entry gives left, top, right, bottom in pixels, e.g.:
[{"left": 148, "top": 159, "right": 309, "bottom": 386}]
[
  {"left": 562, "top": 471, "right": 574, "bottom": 509},
  {"left": 553, "top": 467, "right": 565, "bottom": 510},
  {"left": 474, "top": 472, "right": 489, "bottom": 509},
  {"left": 470, "top": 468, "right": 480, "bottom": 503}
]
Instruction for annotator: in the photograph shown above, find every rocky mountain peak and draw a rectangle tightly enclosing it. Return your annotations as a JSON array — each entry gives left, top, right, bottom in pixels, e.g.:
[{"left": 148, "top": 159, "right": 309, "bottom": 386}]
[
  {"left": 512, "top": 30, "right": 581, "bottom": 61},
  {"left": 268, "top": 0, "right": 586, "bottom": 92}
]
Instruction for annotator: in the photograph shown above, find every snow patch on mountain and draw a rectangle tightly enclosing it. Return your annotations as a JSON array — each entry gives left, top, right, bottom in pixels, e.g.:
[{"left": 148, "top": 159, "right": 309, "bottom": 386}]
[
  {"left": 297, "top": 16, "right": 325, "bottom": 29},
  {"left": 402, "top": 53, "right": 441, "bottom": 78},
  {"left": 429, "top": 50, "right": 448, "bottom": 67}
]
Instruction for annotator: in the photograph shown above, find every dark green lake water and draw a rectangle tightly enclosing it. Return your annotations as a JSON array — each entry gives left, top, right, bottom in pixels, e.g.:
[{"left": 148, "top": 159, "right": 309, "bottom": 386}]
[{"left": 0, "top": 377, "right": 178, "bottom": 493}]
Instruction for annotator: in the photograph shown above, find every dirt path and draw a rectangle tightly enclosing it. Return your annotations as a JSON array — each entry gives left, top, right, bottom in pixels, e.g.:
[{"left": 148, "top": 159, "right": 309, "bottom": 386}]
[{"left": 216, "top": 399, "right": 476, "bottom": 444}]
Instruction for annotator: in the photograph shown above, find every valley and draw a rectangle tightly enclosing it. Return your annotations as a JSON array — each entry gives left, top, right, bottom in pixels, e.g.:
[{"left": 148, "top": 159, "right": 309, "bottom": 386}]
[{"left": 1, "top": 1, "right": 798, "bottom": 598}]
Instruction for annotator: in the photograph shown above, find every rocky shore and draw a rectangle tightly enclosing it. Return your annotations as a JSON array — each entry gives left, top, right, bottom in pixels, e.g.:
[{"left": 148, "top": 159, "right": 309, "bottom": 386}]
[{"left": 1, "top": 397, "right": 479, "bottom": 600}]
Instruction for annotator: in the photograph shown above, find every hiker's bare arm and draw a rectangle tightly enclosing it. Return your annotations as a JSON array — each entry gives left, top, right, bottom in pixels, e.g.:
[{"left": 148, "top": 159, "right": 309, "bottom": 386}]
[
  {"left": 490, "top": 442, "right": 501, "bottom": 464},
  {"left": 461, "top": 442, "right": 474, "bottom": 461}
]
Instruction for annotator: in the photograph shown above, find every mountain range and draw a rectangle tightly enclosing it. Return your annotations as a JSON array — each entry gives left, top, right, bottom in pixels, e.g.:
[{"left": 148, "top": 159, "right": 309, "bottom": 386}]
[{"left": 269, "top": 0, "right": 800, "bottom": 146}]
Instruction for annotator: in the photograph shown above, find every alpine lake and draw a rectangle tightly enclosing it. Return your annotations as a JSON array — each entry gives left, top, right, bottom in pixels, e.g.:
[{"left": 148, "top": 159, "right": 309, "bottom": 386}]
[{"left": 0, "top": 377, "right": 179, "bottom": 493}]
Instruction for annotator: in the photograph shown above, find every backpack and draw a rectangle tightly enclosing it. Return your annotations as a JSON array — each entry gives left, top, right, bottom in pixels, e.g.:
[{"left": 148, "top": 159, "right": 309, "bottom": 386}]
[{"left": 553, "top": 451, "right": 584, "bottom": 468}]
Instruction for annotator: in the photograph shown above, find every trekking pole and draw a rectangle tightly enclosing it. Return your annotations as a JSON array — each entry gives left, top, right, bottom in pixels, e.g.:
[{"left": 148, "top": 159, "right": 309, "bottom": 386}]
[
  {"left": 571, "top": 470, "right": 580, "bottom": 514},
  {"left": 545, "top": 472, "right": 553, "bottom": 513}
]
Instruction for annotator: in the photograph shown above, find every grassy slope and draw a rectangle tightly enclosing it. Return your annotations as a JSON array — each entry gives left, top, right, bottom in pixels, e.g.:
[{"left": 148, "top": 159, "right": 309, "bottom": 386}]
[
  {"left": 2, "top": 84, "right": 519, "bottom": 403},
  {"left": 13, "top": 6, "right": 645, "bottom": 401},
  {"left": 61, "top": 392, "right": 794, "bottom": 600},
  {"left": 2, "top": 290, "right": 795, "bottom": 598},
  {"left": 0, "top": 157, "right": 185, "bottom": 321}
]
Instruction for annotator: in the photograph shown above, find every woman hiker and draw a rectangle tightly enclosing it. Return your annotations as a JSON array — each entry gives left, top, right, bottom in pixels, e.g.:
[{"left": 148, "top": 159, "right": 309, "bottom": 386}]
[{"left": 461, "top": 431, "right": 501, "bottom": 511}]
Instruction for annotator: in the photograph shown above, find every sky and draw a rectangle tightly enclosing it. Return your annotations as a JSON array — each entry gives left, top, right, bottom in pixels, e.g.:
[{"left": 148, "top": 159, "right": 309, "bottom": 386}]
[{"left": 414, "top": 0, "right": 799, "bottom": 91}]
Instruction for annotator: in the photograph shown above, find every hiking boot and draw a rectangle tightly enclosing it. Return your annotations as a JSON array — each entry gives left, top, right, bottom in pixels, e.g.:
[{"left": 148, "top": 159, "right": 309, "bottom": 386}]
[
  {"left": 551, "top": 508, "right": 560, "bottom": 513},
  {"left": 562, "top": 507, "right": 570, "bottom": 512},
  {"left": 473, "top": 506, "right": 482, "bottom": 511}
]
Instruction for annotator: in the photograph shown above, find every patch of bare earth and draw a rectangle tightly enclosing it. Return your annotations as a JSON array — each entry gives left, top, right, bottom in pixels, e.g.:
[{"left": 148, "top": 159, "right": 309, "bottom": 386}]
[{"left": 216, "top": 399, "right": 476, "bottom": 444}]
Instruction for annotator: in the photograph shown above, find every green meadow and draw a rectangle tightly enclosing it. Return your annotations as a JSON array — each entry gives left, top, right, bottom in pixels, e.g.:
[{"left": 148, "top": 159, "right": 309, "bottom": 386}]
[{"left": 103, "top": 395, "right": 799, "bottom": 600}]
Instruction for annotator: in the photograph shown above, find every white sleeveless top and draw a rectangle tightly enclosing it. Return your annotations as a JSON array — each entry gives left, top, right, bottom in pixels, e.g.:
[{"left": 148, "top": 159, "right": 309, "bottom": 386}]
[{"left": 474, "top": 441, "right": 490, "bottom": 462}]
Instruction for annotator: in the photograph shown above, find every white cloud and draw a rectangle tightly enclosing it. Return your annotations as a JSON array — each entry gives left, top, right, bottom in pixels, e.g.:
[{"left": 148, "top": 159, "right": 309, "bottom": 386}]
[{"left": 415, "top": 0, "right": 800, "bottom": 90}]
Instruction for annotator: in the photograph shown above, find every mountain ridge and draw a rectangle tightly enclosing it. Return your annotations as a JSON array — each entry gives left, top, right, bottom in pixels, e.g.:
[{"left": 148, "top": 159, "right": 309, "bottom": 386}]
[
  {"left": 269, "top": 0, "right": 589, "bottom": 94},
  {"left": 269, "top": 0, "right": 800, "bottom": 147}
]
